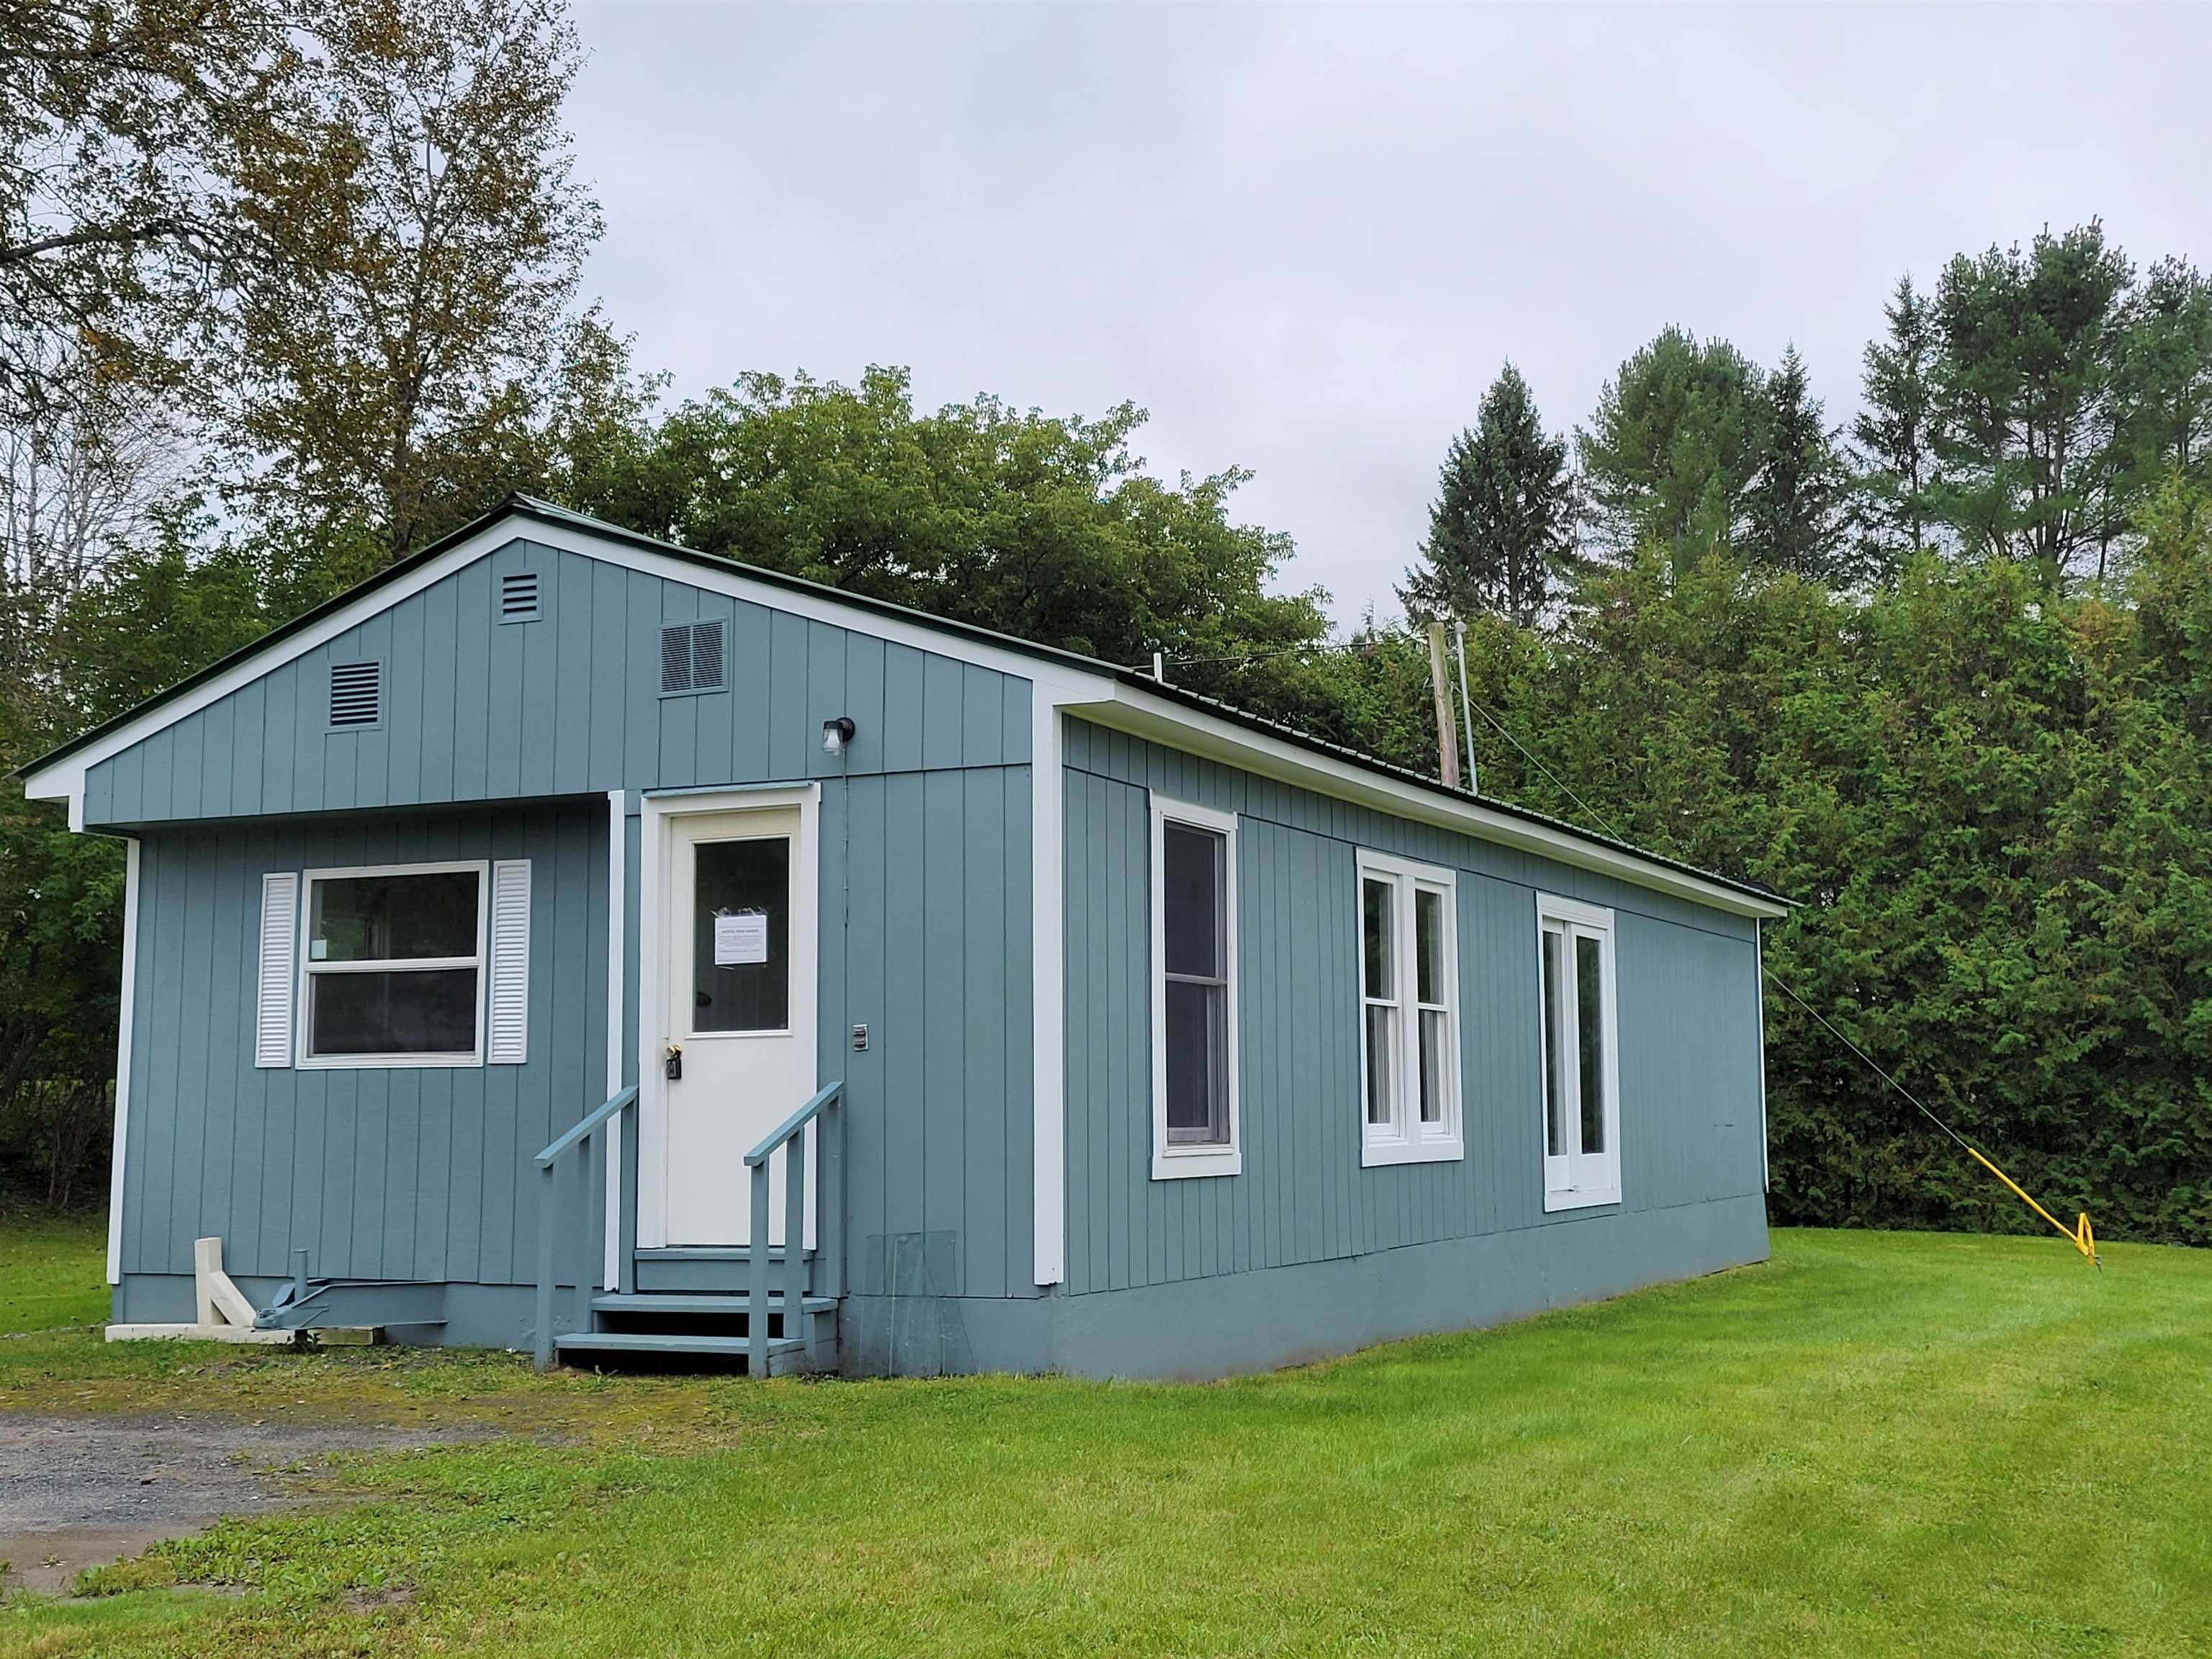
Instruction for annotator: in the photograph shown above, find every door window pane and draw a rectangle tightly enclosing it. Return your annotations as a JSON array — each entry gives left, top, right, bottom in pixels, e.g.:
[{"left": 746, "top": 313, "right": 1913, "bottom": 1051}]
[
  {"left": 311, "top": 870, "right": 478, "bottom": 961},
  {"left": 311, "top": 968, "right": 478, "bottom": 1055},
  {"left": 1162, "top": 824, "right": 1221, "bottom": 979},
  {"left": 693, "top": 837, "right": 790, "bottom": 1033},
  {"left": 1577, "top": 932, "right": 1606, "bottom": 1155},
  {"left": 1542, "top": 927, "right": 1568, "bottom": 1157},
  {"left": 1164, "top": 979, "right": 1223, "bottom": 1137}
]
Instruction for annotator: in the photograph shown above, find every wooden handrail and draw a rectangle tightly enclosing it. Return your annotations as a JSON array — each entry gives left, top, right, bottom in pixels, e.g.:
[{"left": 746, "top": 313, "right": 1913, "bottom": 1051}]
[
  {"left": 533, "top": 1085, "right": 639, "bottom": 1368},
  {"left": 536, "top": 1084, "right": 638, "bottom": 1169},
  {"left": 748, "top": 1080, "right": 845, "bottom": 1375},
  {"left": 742, "top": 1079, "right": 844, "bottom": 1166}
]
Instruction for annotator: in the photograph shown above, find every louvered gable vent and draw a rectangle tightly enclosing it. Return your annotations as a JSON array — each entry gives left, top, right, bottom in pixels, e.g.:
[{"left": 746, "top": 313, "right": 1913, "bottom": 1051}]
[
  {"left": 329, "top": 660, "right": 381, "bottom": 727},
  {"left": 499, "top": 570, "right": 541, "bottom": 622},
  {"left": 660, "top": 619, "right": 727, "bottom": 695}
]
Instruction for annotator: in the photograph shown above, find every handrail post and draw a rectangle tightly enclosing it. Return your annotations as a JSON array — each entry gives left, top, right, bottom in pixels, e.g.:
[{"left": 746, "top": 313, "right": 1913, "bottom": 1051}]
[
  {"left": 748, "top": 1160, "right": 771, "bottom": 1375},
  {"left": 824, "top": 1097, "right": 845, "bottom": 1302},
  {"left": 533, "top": 1161, "right": 557, "bottom": 1369},
  {"left": 785, "top": 1132, "right": 808, "bottom": 1362}
]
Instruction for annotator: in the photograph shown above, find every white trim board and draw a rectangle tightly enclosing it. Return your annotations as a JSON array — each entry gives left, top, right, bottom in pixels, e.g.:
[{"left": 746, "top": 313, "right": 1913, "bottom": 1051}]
[
  {"left": 106, "top": 837, "right": 140, "bottom": 1283},
  {"left": 605, "top": 789, "right": 628, "bottom": 1290}
]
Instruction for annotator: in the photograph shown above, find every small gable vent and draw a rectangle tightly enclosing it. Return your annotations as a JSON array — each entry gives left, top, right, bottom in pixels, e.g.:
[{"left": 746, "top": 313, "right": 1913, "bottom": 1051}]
[
  {"left": 660, "top": 619, "right": 727, "bottom": 696},
  {"left": 500, "top": 570, "right": 541, "bottom": 623},
  {"left": 329, "top": 660, "right": 382, "bottom": 727}
]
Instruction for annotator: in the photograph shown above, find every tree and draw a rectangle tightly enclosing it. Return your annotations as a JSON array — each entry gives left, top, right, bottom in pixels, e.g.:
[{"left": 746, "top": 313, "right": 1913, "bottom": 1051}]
[
  {"left": 1398, "top": 364, "right": 1578, "bottom": 626},
  {"left": 1927, "top": 224, "right": 2133, "bottom": 584},
  {"left": 1853, "top": 276, "right": 1939, "bottom": 571},
  {"left": 1743, "top": 345, "right": 1851, "bottom": 583},
  {"left": 562, "top": 365, "right": 1335, "bottom": 712},
  {"left": 226, "top": 0, "right": 602, "bottom": 559},
  {"left": 1575, "top": 327, "right": 1769, "bottom": 570},
  {"left": 2115, "top": 256, "right": 2212, "bottom": 498},
  {"left": 0, "top": 0, "right": 301, "bottom": 430}
]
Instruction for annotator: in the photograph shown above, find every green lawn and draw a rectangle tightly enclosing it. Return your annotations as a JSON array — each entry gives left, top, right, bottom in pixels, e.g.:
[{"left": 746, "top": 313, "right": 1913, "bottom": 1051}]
[{"left": 2, "top": 1218, "right": 2208, "bottom": 1658}]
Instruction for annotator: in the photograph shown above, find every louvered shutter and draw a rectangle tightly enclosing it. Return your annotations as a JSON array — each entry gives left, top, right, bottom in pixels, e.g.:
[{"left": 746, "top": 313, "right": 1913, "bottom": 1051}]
[
  {"left": 255, "top": 873, "right": 298, "bottom": 1067},
  {"left": 487, "top": 859, "right": 531, "bottom": 1064}
]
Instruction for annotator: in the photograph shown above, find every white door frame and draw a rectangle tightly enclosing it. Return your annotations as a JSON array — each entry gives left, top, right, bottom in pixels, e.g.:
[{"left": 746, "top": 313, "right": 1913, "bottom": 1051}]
[{"left": 635, "top": 782, "right": 822, "bottom": 1251}]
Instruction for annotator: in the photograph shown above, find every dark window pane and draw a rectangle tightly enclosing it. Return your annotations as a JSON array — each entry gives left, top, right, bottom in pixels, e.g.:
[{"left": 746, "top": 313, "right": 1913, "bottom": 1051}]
[
  {"left": 1364, "top": 1003, "right": 1395, "bottom": 1126},
  {"left": 1165, "top": 979, "right": 1224, "bottom": 1141},
  {"left": 693, "top": 837, "right": 790, "bottom": 1033},
  {"left": 311, "top": 968, "right": 477, "bottom": 1055},
  {"left": 1362, "top": 877, "right": 1394, "bottom": 1000},
  {"left": 1416, "top": 889, "right": 1444, "bottom": 1005},
  {"left": 312, "top": 871, "right": 478, "bottom": 962},
  {"left": 1543, "top": 927, "right": 1568, "bottom": 1157},
  {"left": 1419, "top": 1008, "right": 1447, "bottom": 1124},
  {"left": 1577, "top": 932, "right": 1606, "bottom": 1155},
  {"left": 1162, "top": 824, "right": 1221, "bottom": 980}
]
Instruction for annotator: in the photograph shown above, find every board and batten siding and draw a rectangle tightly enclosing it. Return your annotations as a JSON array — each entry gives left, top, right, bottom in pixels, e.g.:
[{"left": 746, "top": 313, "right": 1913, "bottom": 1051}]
[
  {"left": 120, "top": 802, "right": 608, "bottom": 1294},
  {"left": 1061, "top": 718, "right": 1764, "bottom": 1298},
  {"left": 81, "top": 539, "right": 1030, "bottom": 827}
]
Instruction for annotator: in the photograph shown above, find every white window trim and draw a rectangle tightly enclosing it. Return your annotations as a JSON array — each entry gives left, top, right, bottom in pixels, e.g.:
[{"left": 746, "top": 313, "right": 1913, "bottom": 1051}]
[
  {"left": 1537, "top": 891, "right": 1622, "bottom": 1211},
  {"left": 1149, "top": 796, "right": 1241, "bottom": 1180},
  {"left": 297, "top": 860, "right": 491, "bottom": 1069},
  {"left": 1357, "top": 850, "right": 1463, "bottom": 1168}
]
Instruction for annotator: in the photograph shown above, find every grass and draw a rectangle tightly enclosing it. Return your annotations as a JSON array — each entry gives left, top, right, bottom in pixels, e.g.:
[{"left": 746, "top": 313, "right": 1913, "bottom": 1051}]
[{"left": 1, "top": 1218, "right": 2208, "bottom": 1657}]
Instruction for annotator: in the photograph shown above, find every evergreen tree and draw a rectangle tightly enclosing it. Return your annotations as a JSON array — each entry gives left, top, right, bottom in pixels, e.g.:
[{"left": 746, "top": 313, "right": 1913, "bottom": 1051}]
[
  {"left": 1853, "top": 276, "right": 1939, "bottom": 572},
  {"left": 2116, "top": 256, "right": 2212, "bottom": 497},
  {"left": 1575, "top": 327, "right": 1768, "bottom": 572},
  {"left": 1743, "top": 346, "right": 1851, "bottom": 583},
  {"left": 1927, "top": 224, "right": 2132, "bottom": 585},
  {"left": 1398, "top": 364, "right": 1577, "bottom": 626}
]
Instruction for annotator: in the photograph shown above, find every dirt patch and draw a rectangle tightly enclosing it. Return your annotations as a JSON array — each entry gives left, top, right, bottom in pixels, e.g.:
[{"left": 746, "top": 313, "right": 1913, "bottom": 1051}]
[{"left": 0, "top": 1413, "right": 480, "bottom": 1594}]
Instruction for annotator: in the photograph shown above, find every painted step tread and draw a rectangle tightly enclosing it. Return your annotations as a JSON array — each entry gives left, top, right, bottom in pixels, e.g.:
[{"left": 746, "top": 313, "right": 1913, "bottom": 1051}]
[
  {"left": 590, "top": 1292, "right": 836, "bottom": 1315},
  {"left": 633, "top": 1246, "right": 815, "bottom": 1262},
  {"left": 554, "top": 1331, "right": 807, "bottom": 1357}
]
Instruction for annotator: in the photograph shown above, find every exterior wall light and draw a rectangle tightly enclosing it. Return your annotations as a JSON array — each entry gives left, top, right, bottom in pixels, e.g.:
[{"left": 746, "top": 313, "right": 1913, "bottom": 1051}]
[{"left": 822, "top": 715, "right": 857, "bottom": 756}]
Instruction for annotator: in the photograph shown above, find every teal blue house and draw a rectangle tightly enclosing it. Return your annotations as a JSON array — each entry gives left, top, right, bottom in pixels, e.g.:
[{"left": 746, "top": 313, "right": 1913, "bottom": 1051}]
[{"left": 24, "top": 498, "right": 1786, "bottom": 1378}]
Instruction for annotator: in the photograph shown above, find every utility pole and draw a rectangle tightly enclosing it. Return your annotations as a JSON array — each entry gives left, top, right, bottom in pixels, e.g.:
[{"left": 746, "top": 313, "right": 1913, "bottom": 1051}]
[
  {"left": 1425, "top": 620, "right": 1461, "bottom": 791},
  {"left": 1452, "top": 619, "right": 1478, "bottom": 796}
]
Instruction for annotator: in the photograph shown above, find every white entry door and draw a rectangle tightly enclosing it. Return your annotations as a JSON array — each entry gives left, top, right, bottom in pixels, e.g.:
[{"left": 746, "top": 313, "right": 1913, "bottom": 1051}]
[{"left": 657, "top": 801, "right": 816, "bottom": 1248}]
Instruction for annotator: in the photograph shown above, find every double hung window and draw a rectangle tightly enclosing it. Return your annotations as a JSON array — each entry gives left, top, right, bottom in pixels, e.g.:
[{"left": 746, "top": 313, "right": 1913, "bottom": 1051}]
[
  {"left": 1150, "top": 798, "right": 1240, "bottom": 1179},
  {"left": 1359, "top": 853, "right": 1461, "bottom": 1166},
  {"left": 1537, "top": 893, "right": 1620, "bottom": 1208}
]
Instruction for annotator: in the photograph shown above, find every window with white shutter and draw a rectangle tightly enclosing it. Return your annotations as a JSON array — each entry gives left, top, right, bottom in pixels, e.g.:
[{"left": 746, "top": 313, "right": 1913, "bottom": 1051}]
[
  {"left": 256, "top": 873, "right": 299, "bottom": 1068},
  {"left": 486, "top": 859, "right": 531, "bottom": 1064}
]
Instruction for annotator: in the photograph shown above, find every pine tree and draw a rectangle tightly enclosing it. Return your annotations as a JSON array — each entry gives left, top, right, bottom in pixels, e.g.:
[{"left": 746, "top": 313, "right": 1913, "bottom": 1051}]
[
  {"left": 1398, "top": 364, "right": 1577, "bottom": 627},
  {"left": 1743, "top": 346, "right": 1851, "bottom": 583},
  {"left": 1853, "top": 276, "right": 1938, "bottom": 572}
]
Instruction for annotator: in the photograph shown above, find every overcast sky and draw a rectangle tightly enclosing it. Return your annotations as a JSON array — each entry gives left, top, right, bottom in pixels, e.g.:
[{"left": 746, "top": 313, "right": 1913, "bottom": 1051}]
[{"left": 566, "top": 3, "right": 2211, "bottom": 626}]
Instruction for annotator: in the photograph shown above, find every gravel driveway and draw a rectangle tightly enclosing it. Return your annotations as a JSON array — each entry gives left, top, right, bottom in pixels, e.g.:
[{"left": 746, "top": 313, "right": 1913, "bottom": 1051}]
[{"left": 0, "top": 1413, "right": 475, "bottom": 1593}]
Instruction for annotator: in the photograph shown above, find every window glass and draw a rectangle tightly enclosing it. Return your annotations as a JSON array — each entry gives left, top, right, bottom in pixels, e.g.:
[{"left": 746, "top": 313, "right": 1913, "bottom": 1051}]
[
  {"left": 1362, "top": 877, "right": 1394, "bottom": 999},
  {"left": 1164, "top": 979, "right": 1223, "bottom": 1136},
  {"left": 1162, "top": 824, "right": 1220, "bottom": 979},
  {"left": 1416, "top": 888, "right": 1444, "bottom": 1005},
  {"left": 1419, "top": 1008, "right": 1447, "bottom": 1125},
  {"left": 311, "top": 968, "right": 478, "bottom": 1055},
  {"left": 691, "top": 836, "right": 790, "bottom": 1033},
  {"left": 311, "top": 870, "right": 477, "bottom": 962},
  {"left": 1577, "top": 931, "right": 1606, "bottom": 1155},
  {"left": 1542, "top": 926, "right": 1568, "bottom": 1158},
  {"left": 1364, "top": 1003, "right": 1395, "bottom": 1125}
]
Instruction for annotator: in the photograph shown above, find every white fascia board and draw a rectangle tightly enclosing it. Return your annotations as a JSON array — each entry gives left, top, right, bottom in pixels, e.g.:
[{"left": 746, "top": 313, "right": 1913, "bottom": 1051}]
[
  {"left": 1070, "top": 683, "right": 1788, "bottom": 922},
  {"left": 22, "top": 514, "right": 1117, "bottom": 824}
]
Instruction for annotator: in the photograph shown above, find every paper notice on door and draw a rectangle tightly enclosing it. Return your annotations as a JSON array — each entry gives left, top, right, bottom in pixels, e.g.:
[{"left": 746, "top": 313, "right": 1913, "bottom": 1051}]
[{"left": 714, "top": 911, "right": 768, "bottom": 966}]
